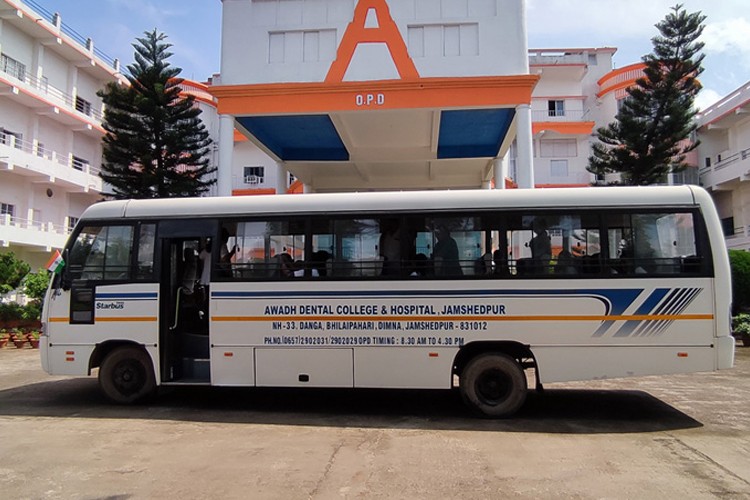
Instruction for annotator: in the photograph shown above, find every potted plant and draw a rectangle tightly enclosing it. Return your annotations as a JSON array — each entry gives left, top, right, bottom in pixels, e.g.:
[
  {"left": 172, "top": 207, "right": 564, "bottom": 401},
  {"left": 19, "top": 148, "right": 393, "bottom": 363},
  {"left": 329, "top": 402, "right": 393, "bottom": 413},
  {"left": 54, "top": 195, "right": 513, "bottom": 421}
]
[
  {"left": 27, "top": 330, "right": 40, "bottom": 349},
  {"left": 0, "top": 329, "right": 8, "bottom": 349},
  {"left": 10, "top": 328, "right": 26, "bottom": 349}
]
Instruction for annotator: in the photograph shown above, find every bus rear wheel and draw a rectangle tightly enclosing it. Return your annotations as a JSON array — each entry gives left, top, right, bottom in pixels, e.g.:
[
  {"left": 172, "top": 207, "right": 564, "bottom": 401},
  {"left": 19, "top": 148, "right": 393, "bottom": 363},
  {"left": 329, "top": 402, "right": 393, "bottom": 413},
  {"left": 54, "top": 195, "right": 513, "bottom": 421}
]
[
  {"left": 98, "top": 346, "right": 156, "bottom": 404},
  {"left": 460, "top": 353, "right": 527, "bottom": 418}
]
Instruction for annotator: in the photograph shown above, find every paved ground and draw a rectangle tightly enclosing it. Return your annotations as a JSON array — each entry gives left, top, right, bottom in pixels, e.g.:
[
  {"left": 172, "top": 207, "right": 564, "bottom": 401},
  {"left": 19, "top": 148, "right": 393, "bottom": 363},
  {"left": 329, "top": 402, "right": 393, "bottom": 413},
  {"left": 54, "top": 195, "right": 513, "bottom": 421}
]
[{"left": 0, "top": 345, "right": 748, "bottom": 499}]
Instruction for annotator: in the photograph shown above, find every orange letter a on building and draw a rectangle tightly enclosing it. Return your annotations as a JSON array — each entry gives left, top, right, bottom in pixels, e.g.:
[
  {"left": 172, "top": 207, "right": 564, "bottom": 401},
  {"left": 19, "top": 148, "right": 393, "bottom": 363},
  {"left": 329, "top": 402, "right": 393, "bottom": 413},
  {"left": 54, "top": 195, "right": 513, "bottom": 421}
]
[{"left": 325, "top": 0, "right": 419, "bottom": 83}]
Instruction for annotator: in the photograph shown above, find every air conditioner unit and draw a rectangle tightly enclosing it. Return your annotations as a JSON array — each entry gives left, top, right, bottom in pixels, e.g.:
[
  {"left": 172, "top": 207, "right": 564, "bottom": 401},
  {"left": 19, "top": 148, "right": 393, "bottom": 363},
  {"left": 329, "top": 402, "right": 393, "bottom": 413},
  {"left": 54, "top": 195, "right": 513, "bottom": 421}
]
[{"left": 245, "top": 175, "right": 260, "bottom": 185}]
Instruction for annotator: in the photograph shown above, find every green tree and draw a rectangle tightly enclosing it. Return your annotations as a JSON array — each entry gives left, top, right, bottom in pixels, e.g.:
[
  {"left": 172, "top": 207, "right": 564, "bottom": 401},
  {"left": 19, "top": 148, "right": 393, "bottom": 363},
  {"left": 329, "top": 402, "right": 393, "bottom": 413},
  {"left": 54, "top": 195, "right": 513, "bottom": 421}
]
[
  {"left": 729, "top": 250, "right": 750, "bottom": 315},
  {"left": 588, "top": 4, "right": 705, "bottom": 185},
  {"left": 98, "top": 30, "right": 216, "bottom": 198},
  {"left": 0, "top": 252, "right": 30, "bottom": 294},
  {"left": 23, "top": 268, "right": 50, "bottom": 302}
]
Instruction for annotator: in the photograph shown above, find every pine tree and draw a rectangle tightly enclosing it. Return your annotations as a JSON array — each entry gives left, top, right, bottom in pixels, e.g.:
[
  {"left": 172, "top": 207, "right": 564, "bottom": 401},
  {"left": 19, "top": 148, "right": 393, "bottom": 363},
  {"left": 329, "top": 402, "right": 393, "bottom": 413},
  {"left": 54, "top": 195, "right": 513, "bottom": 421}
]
[
  {"left": 587, "top": 5, "right": 705, "bottom": 185},
  {"left": 98, "top": 30, "right": 215, "bottom": 198}
]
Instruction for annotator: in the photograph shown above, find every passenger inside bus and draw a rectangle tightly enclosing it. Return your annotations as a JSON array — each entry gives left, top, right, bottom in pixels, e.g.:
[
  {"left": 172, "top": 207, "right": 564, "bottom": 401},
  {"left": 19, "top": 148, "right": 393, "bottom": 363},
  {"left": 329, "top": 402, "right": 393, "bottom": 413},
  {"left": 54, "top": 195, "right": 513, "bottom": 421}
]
[
  {"left": 493, "top": 249, "right": 511, "bottom": 277},
  {"left": 276, "top": 252, "right": 296, "bottom": 278},
  {"left": 433, "top": 225, "right": 463, "bottom": 277},
  {"left": 554, "top": 248, "right": 577, "bottom": 275},
  {"left": 181, "top": 247, "right": 198, "bottom": 295},
  {"left": 218, "top": 228, "right": 238, "bottom": 278},
  {"left": 529, "top": 218, "right": 551, "bottom": 274},
  {"left": 379, "top": 218, "right": 401, "bottom": 276}
]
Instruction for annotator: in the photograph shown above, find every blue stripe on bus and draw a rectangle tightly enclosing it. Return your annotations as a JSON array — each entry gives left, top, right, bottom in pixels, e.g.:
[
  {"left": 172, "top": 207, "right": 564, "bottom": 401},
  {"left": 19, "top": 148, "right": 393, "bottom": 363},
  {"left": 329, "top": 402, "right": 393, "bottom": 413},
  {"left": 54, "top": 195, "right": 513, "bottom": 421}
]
[
  {"left": 95, "top": 292, "right": 158, "bottom": 300},
  {"left": 614, "top": 287, "right": 703, "bottom": 337}
]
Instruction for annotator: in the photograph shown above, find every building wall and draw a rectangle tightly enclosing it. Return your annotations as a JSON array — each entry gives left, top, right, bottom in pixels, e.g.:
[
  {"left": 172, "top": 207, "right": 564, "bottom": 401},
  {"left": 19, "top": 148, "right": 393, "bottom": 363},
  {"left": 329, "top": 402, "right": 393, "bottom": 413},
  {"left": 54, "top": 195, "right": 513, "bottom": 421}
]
[
  {"left": 697, "top": 80, "right": 750, "bottom": 250},
  {"left": 221, "top": 0, "right": 527, "bottom": 85},
  {"left": 0, "top": 0, "right": 124, "bottom": 269}
]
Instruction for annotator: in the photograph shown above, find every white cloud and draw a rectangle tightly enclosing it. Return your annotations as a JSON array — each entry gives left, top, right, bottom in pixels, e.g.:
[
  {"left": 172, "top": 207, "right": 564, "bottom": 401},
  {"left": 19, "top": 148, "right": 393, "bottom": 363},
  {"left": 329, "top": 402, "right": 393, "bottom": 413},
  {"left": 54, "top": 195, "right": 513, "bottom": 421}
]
[
  {"left": 695, "top": 88, "right": 722, "bottom": 111},
  {"left": 703, "top": 18, "right": 750, "bottom": 65}
]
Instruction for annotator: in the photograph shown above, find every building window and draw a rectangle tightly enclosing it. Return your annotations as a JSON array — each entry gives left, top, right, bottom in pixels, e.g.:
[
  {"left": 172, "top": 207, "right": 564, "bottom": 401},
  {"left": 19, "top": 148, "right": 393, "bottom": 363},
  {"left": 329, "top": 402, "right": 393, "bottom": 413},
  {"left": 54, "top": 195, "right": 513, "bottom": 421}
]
[
  {"left": 407, "top": 23, "right": 479, "bottom": 58},
  {"left": 0, "top": 53, "right": 26, "bottom": 81},
  {"left": 704, "top": 157, "right": 711, "bottom": 168},
  {"left": 550, "top": 160, "right": 569, "bottom": 177},
  {"left": 288, "top": 172, "right": 297, "bottom": 187},
  {"left": 75, "top": 96, "right": 92, "bottom": 116},
  {"left": 67, "top": 216, "right": 80, "bottom": 233},
  {"left": 72, "top": 156, "right": 90, "bottom": 172},
  {"left": 720, "top": 217, "right": 735, "bottom": 237},
  {"left": 540, "top": 139, "right": 577, "bottom": 158},
  {"left": 0, "top": 128, "right": 23, "bottom": 150},
  {"left": 243, "top": 166, "right": 265, "bottom": 185},
  {"left": 268, "top": 29, "right": 336, "bottom": 64},
  {"left": 548, "top": 100, "right": 565, "bottom": 117},
  {"left": 1, "top": 203, "right": 16, "bottom": 223},
  {"left": 671, "top": 168, "right": 699, "bottom": 186}
]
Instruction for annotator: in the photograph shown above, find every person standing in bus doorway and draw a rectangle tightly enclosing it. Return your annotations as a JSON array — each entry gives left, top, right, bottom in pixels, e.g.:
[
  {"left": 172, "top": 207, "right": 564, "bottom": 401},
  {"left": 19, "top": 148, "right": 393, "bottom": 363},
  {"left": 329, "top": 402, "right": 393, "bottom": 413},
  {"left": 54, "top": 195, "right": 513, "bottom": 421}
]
[
  {"left": 433, "top": 225, "right": 463, "bottom": 276},
  {"left": 379, "top": 218, "right": 401, "bottom": 276},
  {"left": 529, "top": 218, "right": 551, "bottom": 274},
  {"left": 198, "top": 239, "right": 212, "bottom": 287},
  {"left": 197, "top": 239, "right": 212, "bottom": 316},
  {"left": 218, "top": 228, "right": 239, "bottom": 278}
]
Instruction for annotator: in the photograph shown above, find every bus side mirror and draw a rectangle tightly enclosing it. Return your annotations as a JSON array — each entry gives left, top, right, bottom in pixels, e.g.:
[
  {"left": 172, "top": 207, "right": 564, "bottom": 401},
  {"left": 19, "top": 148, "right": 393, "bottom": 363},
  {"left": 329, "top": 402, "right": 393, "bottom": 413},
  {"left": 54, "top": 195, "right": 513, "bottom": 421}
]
[{"left": 60, "top": 248, "right": 72, "bottom": 291}]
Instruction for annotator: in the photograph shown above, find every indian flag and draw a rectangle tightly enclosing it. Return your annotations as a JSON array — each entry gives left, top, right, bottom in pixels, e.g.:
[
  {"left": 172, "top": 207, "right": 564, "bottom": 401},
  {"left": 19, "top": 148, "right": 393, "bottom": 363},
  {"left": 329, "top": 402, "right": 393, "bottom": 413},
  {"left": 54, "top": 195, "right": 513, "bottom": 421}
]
[{"left": 46, "top": 250, "right": 65, "bottom": 274}]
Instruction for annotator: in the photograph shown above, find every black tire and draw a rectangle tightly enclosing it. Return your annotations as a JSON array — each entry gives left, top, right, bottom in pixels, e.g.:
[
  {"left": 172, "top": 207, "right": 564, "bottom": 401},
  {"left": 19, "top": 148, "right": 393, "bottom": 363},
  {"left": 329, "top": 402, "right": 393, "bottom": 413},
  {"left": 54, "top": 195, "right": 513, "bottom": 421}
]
[
  {"left": 98, "top": 346, "right": 157, "bottom": 404},
  {"left": 459, "top": 353, "right": 527, "bottom": 418}
]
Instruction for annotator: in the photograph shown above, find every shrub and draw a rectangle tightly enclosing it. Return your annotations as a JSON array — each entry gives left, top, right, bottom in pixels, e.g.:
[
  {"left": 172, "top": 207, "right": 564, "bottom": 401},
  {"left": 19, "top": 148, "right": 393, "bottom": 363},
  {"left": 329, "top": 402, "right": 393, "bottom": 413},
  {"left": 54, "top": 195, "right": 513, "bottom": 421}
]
[
  {"left": 729, "top": 250, "right": 750, "bottom": 314},
  {"left": 22, "top": 268, "right": 50, "bottom": 302},
  {"left": 0, "top": 252, "right": 31, "bottom": 294},
  {"left": 0, "top": 302, "right": 24, "bottom": 322},
  {"left": 21, "top": 302, "right": 42, "bottom": 321}
]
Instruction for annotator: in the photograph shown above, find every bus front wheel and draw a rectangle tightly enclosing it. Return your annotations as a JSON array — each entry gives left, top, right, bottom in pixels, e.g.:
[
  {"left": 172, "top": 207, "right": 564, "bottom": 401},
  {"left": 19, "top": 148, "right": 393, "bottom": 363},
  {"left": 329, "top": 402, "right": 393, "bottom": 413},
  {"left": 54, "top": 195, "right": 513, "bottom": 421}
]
[
  {"left": 460, "top": 353, "right": 527, "bottom": 418},
  {"left": 98, "top": 346, "right": 156, "bottom": 404}
]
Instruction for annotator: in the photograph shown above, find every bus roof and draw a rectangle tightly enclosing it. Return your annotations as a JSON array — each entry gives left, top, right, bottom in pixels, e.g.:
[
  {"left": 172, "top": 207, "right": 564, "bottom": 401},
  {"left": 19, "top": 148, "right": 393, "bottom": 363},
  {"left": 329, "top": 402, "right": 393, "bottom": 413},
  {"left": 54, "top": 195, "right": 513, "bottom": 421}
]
[{"left": 80, "top": 185, "right": 703, "bottom": 221}]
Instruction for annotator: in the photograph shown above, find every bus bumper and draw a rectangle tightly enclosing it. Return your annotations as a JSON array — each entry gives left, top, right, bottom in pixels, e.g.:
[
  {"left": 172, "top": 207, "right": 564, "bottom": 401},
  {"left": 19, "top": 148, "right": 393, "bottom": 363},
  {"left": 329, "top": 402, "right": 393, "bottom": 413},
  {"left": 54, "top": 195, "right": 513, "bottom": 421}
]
[
  {"left": 40, "top": 336, "right": 50, "bottom": 374},
  {"left": 716, "top": 335, "right": 735, "bottom": 370}
]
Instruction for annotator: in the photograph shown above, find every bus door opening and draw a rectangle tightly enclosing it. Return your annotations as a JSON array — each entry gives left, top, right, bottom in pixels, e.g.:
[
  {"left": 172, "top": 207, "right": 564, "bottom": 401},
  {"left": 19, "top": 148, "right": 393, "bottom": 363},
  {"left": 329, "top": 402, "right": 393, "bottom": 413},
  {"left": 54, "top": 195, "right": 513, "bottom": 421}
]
[{"left": 158, "top": 219, "right": 216, "bottom": 384}]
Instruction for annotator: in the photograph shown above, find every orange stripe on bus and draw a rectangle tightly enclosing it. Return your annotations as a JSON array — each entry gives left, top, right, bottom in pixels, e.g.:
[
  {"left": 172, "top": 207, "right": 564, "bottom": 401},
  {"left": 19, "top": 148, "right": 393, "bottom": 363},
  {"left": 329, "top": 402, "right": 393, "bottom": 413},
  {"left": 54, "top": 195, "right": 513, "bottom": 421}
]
[{"left": 211, "top": 314, "right": 713, "bottom": 322}]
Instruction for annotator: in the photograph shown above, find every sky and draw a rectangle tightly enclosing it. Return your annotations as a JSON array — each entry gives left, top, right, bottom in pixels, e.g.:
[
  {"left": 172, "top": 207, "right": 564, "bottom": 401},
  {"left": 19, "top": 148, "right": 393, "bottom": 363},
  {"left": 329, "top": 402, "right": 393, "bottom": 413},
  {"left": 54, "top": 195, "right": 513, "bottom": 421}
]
[{"left": 29, "top": 0, "right": 750, "bottom": 111}]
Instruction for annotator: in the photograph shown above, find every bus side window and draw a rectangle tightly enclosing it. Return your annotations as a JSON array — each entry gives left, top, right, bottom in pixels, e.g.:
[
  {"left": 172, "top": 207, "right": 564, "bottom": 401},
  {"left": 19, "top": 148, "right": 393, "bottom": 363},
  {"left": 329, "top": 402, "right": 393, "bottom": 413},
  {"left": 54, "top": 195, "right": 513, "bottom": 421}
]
[
  {"left": 227, "top": 220, "right": 306, "bottom": 280},
  {"left": 606, "top": 212, "right": 699, "bottom": 276},
  {"left": 136, "top": 223, "right": 156, "bottom": 280},
  {"left": 68, "top": 225, "right": 134, "bottom": 282}
]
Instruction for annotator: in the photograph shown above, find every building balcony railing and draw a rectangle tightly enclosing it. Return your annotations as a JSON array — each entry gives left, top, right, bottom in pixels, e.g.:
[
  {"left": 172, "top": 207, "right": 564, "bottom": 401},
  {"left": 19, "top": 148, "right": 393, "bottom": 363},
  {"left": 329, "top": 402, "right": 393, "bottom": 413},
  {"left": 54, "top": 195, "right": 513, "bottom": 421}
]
[
  {"left": 534, "top": 170, "right": 594, "bottom": 187},
  {"left": 18, "top": 0, "right": 120, "bottom": 71},
  {"left": 699, "top": 81, "right": 750, "bottom": 127},
  {"left": 528, "top": 50, "right": 587, "bottom": 66},
  {"left": 233, "top": 175, "right": 267, "bottom": 190},
  {"left": 0, "top": 63, "right": 105, "bottom": 123},
  {"left": 597, "top": 63, "right": 646, "bottom": 98},
  {"left": 699, "top": 145, "right": 750, "bottom": 189},
  {"left": 0, "top": 133, "right": 102, "bottom": 192},
  {"left": 0, "top": 213, "right": 70, "bottom": 250},
  {"left": 531, "top": 109, "right": 588, "bottom": 122}
]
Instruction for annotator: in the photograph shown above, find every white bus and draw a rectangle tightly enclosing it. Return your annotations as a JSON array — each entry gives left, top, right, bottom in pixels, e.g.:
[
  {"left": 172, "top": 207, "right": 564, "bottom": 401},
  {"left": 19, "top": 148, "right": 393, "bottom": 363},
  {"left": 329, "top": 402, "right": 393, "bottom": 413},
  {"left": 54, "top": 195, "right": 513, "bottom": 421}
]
[{"left": 41, "top": 186, "right": 734, "bottom": 417}]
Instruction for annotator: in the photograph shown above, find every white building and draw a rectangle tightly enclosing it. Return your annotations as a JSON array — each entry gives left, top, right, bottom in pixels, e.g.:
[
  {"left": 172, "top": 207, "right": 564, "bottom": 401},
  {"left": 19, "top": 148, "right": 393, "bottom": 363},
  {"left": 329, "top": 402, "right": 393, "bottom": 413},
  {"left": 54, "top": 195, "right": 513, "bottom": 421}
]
[
  {"left": 207, "top": 1, "right": 675, "bottom": 196},
  {"left": 209, "top": 43, "right": 649, "bottom": 195},
  {"left": 211, "top": 0, "right": 538, "bottom": 194},
  {"left": 0, "top": 0, "right": 125, "bottom": 269},
  {"left": 698, "top": 81, "right": 750, "bottom": 250}
]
